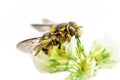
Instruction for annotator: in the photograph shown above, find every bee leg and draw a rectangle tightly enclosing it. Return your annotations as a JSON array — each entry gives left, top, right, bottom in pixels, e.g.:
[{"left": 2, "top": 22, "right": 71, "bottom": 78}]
[
  {"left": 58, "top": 43, "right": 61, "bottom": 49},
  {"left": 58, "top": 48, "right": 66, "bottom": 54},
  {"left": 34, "top": 47, "right": 48, "bottom": 56},
  {"left": 58, "top": 43, "right": 66, "bottom": 54},
  {"left": 34, "top": 48, "right": 41, "bottom": 56},
  {"left": 34, "top": 46, "right": 42, "bottom": 56},
  {"left": 42, "top": 48, "right": 48, "bottom": 55}
]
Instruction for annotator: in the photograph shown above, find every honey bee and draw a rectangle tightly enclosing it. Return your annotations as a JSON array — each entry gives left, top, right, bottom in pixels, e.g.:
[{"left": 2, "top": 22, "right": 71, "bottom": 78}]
[{"left": 17, "top": 19, "right": 83, "bottom": 56}]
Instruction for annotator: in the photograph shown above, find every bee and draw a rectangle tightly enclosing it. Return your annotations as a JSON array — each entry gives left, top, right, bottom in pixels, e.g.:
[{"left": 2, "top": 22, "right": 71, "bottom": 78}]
[{"left": 17, "top": 19, "right": 83, "bottom": 56}]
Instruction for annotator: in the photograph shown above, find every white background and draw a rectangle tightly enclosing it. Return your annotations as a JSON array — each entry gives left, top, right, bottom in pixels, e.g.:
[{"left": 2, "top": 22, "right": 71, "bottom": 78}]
[{"left": 0, "top": 0, "right": 120, "bottom": 80}]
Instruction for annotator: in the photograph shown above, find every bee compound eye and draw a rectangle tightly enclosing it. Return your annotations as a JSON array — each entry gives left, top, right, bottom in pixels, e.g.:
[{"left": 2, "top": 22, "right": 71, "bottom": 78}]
[
  {"left": 75, "top": 31, "right": 78, "bottom": 37},
  {"left": 68, "top": 26, "right": 75, "bottom": 36}
]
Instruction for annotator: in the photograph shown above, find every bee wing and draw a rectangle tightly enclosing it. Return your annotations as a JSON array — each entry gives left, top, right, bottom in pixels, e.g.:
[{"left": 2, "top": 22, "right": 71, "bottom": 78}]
[
  {"left": 42, "top": 18, "right": 55, "bottom": 24},
  {"left": 17, "top": 37, "right": 41, "bottom": 53},
  {"left": 31, "top": 18, "right": 56, "bottom": 32},
  {"left": 31, "top": 24, "right": 53, "bottom": 32}
]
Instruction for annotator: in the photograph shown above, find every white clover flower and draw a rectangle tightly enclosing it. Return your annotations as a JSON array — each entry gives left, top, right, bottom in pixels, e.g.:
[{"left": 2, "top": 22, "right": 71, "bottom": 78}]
[
  {"left": 90, "top": 36, "right": 120, "bottom": 68},
  {"left": 32, "top": 51, "right": 54, "bottom": 72},
  {"left": 32, "top": 46, "right": 69, "bottom": 73},
  {"left": 31, "top": 36, "right": 119, "bottom": 80},
  {"left": 65, "top": 36, "right": 78, "bottom": 58}
]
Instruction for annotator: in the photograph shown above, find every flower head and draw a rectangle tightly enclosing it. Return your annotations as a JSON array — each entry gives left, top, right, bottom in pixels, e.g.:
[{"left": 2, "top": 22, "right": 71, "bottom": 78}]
[{"left": 32, "top": 36, "right": 120, "bottom": 80}]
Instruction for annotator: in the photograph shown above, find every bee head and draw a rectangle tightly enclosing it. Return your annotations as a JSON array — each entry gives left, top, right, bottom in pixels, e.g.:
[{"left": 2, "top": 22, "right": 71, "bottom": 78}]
[{"left": 67, "top": 22, "right": 82, "bottom": 38}]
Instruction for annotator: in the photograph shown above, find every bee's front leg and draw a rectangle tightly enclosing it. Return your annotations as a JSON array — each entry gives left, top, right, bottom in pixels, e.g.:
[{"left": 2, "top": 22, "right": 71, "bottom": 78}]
[
  {"left": 58, "top": 43, "right": 66, "bottom": 54},
  {"left": 58, "top": 43, "right": 61, "bottom": 49}
]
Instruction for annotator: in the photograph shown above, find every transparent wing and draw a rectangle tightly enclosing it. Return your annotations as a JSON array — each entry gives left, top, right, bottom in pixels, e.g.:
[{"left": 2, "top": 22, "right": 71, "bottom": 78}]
[
  {"left": 17, "top": 37, "right": 41, "bottom": 53},
  {"left": 42, "top": 18, "right": 55, "bottom": 24},
  {"left": 31, "top": 24, "right": 53, "bottom": 32},
  {"left": 31, "top": 18, "right": 56, "bottom": 32}
]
